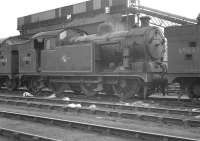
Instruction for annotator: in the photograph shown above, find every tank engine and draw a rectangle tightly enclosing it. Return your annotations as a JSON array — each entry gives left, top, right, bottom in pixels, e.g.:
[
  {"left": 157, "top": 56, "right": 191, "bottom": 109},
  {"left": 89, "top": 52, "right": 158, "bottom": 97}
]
[{"left": 0, "top": 16, "right": 166, "bottom": 99}]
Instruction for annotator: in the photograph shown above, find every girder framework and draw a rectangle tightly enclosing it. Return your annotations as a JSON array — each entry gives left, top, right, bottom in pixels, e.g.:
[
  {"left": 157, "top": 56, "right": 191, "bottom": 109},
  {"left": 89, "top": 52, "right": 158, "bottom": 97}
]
[
  {"left": 147, "top": 15, "right": 180, "bottom": 28},
  {"left": 128, "top": 0, "right": 197, "bottom": 28}
]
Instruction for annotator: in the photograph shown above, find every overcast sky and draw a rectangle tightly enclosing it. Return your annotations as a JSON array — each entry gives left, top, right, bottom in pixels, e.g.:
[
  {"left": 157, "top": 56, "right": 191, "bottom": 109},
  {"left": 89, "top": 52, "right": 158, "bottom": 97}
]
[{"left": 0, "top": 0, "right": 199, "bottom": 38}]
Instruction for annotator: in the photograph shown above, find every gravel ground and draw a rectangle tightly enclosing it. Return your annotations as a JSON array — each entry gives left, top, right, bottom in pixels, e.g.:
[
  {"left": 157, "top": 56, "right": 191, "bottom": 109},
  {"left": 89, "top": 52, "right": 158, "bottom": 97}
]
[
  {"left": 0, "top": 117, "right": 137, "bottom": 141},
  {"left": 0, "top": 105, "right": 199, "bottom": 140}
]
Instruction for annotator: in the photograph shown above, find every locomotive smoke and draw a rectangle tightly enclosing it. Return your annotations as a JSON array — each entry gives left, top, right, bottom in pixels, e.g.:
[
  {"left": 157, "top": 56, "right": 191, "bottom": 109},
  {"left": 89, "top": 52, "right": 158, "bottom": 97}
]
[{"left": 98, "top": 15, "right": 126, "bottom": 35}]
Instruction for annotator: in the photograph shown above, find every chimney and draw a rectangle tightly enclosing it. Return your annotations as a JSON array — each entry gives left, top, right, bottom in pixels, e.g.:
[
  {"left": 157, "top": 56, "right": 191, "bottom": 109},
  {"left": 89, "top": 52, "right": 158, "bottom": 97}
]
[{"left": 140, "top": 16, "right": 151, "bottom": 27}]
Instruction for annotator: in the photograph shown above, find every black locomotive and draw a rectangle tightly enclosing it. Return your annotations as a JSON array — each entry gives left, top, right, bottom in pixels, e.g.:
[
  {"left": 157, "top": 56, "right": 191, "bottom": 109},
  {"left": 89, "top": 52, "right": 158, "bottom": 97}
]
[{"left": 0, "top": 16, "right": 166, "bottom": 99}]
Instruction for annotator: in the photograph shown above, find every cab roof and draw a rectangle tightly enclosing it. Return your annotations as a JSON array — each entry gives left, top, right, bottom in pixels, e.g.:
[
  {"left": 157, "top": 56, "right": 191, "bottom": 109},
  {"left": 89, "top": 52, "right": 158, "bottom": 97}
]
[{"left": 32, "top": 29, "right": 63, "bottom": 39}]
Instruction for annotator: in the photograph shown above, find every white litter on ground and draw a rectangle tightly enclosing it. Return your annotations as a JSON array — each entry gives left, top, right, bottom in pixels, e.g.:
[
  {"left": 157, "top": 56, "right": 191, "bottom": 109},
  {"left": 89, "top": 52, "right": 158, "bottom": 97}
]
[
  {"left": 64, "top": 90, "right": 74, "bottom": 93},
  {"left": 98, "top": 92, "right": 106, "bottom": 95},
  {"left": 88, "top": 104, "right": 97, "bottom": 109},
  {"left": 121, "top": 101, "right": 150, "bottom": 107},
  {"left": 195, "top": 115, "right": 200, "bottom": 119},
  {"left": 62, "top": 97, "right": 70, "bottom": 101},
  {"left": 192, "top": 108, "right": 200, "bottom": 112},
  {"left": 22, "top": 92, "right": 33, "bottom": 97},
  {"left": 18, "top": 87, "right": 28, "bottom": 90},
  {"left": 67, "top": 103, "right": 82, "bottom": 108},
  {"left": 96, "top": 117, "right": 103, "bottom": 119},
  {"left": 46, "top": 93, "right": 56, "bottom": 99}
]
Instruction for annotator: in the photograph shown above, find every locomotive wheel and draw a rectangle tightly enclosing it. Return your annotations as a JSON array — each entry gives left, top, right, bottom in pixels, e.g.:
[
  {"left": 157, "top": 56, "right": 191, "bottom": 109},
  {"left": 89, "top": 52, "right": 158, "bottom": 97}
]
[
  {"left": 27, "top": 80, "right": 40, "bottom": 94},
  {"left": 27, "top": 79, "right": 44, "bottom": 95},
  {"left": 137, "top": 85, "right": 150, "bottom": 99},
  {"left": 70, "top": 84, "right": 82, "bottom": 94},
  {"left": 113, "top": 79, "right": 141, "bottom": 100},
  {"left": 80, "top": 83, "right": 97, "bottom": 97},
  {"left": 51, "top": 83, "right": 71, "bottom": 97},
  {"left": 103, "top": 84, "right": 114, "bottom": 95}
]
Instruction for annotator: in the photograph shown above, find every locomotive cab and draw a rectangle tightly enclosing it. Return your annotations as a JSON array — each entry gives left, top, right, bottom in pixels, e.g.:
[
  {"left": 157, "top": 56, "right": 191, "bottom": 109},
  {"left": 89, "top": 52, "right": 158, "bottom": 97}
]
[
  {"left": 34, "top": 38, "right": 44, "bottom": 72},
  {"left": 0, "top": 37, "right": 28, "bottom": 90}
]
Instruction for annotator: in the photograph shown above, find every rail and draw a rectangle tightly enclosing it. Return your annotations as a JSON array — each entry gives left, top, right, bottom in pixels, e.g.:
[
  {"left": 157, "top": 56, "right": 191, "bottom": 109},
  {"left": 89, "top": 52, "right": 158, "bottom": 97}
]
[
  {"left": 0, "top": 127, "right": 60, "bottom": 141},
  {"left": 0, "top": 110, "right": 197, "bottom": 141},
  {"left": 0, "top": 97, "right": 200, "bottom": 127}
]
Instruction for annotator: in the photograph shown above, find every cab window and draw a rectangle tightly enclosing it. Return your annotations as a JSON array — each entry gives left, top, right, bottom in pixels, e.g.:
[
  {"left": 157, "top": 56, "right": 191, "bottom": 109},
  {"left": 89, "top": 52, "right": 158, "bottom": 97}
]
[
  {"left": 46, "top": 38, "right": 56, "bottom": 50},
  {"left": 57, "top": 29, "right": 87, "bottom": 46}
]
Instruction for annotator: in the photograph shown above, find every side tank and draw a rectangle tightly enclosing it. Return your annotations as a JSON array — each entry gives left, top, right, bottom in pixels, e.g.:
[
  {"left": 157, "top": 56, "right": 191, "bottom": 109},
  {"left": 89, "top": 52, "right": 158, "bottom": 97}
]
[
  {"left": 71, "top": 20, "right": 165, "bottom": 73},
  {"left": 72, "top": 23, "right": 165, "bottom": 62}
]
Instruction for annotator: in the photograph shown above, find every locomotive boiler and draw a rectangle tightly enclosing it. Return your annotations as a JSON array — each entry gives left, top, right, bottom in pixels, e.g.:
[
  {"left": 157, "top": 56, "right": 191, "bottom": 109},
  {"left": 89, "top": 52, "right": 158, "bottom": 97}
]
[{"left": 0, "top": 16, "right": 166, "bottom": 99}]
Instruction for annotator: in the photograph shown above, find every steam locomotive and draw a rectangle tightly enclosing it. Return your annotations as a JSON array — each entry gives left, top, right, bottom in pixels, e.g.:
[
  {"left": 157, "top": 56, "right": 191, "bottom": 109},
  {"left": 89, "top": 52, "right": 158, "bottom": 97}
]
[{"left": 0, "top": 16, "right": 166, "bottom": 99}]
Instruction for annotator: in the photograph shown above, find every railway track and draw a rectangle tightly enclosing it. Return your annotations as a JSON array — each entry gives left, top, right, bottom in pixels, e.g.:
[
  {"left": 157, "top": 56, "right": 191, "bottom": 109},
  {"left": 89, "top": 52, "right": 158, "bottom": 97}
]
[
  {"left": 0, "top": 94, "right": 199, "bottom": 115},
  {"left": 0, "top": 110, "right": 198, "bottom": 141},
  {"left": 0, "top": 95, "right": 199, "bottom": 128},
  {"left": 0, "top": 89, "right": 200, "bottom": 108},
  {"left": 1, "top": 89, "right": 200, "bottom": 108},
  {"left": 148, "top": 96, "right": 200, "bottom": 108},
  {"left": 0, "top": 111, "right": 134, "bottom": 141},
  {"left": 0, "top": 127, "right": 59, "bottom": 141}
]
